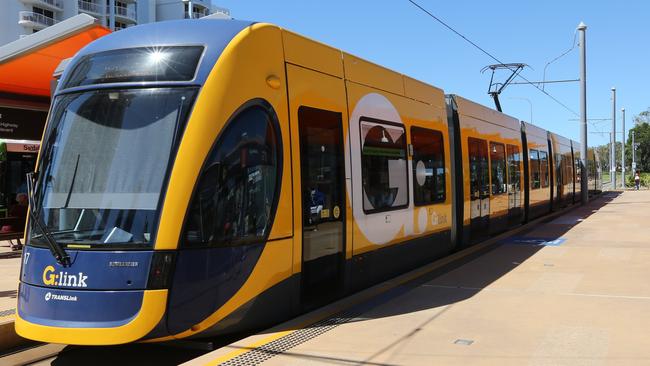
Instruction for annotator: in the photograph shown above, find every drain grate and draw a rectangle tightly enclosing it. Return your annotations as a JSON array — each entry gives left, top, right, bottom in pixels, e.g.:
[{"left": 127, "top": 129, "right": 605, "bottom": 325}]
[
  {"left": 454, "top": 339, "right": 474, "bottom": 346},
  {"left": 0, "top": 308, "right": 16, "bottom": 317},
  {"left": 219, "top": 311, "right": 360, "bottom": 366}
]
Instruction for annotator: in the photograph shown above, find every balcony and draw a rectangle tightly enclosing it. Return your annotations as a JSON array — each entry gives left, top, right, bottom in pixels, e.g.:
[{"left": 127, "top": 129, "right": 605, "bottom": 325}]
[
  {"left": 20, "top": 0, "right": 63, "bottom": 12},
  {"left": 184, "top": 11, "right": 208, "bottom": 19},
  {"left": 108, "top": 5, "right": 136, "bottom": 23},
  {"left": 213, "top": 6, "right": 231, "bottom": 16},
  {"left": 18, "top": 11, "right": 59, "bottom": 30},
  {"left": 78, "top": 0, "right": 102, "bottom": 16}
]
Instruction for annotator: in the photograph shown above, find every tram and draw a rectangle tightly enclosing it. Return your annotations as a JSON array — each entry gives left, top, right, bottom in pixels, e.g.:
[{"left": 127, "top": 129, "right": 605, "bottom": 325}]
[{"left": 16, "top": 19, "right": 599, "bottom": 345}]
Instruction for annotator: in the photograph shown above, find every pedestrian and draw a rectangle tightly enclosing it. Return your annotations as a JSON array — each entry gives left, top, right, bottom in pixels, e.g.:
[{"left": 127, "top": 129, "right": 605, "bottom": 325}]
[{"left": 634, "top": 171, "right": 641, "bottom": 190}]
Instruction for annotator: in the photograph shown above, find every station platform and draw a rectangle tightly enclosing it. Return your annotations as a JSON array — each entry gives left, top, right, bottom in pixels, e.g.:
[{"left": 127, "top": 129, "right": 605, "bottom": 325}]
[
  {"left": 0, "top": 241, "right": 23, "bottom": 353},
  {"left": 187, "top": 190, "right": 650, "bottom": 366}
]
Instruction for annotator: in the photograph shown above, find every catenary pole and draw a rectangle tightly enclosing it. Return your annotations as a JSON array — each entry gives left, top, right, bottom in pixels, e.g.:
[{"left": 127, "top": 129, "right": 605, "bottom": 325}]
[
  {"left": 632, "top": 131, "right": 635, "bottom": 174},
  {"left": 611, "top": 87, "right": 616, "bottom": 189},
  {"left": 578, "top": 22, "right": 588, "bottom": 203},
  {"left": 621, "top": 108, "right": 625, "bottom": 188}
]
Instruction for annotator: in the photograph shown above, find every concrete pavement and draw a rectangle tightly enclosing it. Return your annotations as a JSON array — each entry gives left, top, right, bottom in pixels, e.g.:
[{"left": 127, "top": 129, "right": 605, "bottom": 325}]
[{"left": 193, "top": 190, "right": 650, "bottom": 366}]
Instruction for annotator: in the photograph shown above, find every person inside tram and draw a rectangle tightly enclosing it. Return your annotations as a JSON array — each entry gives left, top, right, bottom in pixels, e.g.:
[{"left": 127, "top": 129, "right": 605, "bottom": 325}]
[{"left": 308, "top": 186, "right": 325, "bottom": 228}]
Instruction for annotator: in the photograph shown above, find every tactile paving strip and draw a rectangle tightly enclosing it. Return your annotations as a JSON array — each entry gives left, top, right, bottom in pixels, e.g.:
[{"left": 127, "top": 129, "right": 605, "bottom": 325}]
[
  {"left": 219, "top": 310, "right": 360, "bottom": 366},
  {"left": 217, "top": 284, "right": 416, "bottom": 366},
  {"left": 0, "top": 308, "right": 16, "bottom": 317}
]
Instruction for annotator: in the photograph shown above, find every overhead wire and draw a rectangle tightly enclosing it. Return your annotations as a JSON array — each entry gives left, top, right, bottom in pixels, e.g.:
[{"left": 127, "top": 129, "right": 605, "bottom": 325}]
[
  {"left": 406, "top": 0, "right": 580, "bottom": 117},
  {"left": 542, "top": 30, "right": 578, "bottom": 91}
]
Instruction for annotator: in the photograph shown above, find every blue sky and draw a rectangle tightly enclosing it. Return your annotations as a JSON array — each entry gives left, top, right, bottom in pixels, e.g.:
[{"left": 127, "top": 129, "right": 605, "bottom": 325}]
[{"left": 217, "top": 0, "right": 649, "bottom": 147}]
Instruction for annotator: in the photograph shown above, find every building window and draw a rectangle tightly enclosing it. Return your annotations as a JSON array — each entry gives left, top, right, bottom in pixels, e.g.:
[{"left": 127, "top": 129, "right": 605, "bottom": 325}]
[
  {"left": 490, "top": 142, "right": 507, "bottom": 195},
  {"left": 411, "top": 127, "right": 445, "bottom": 205},
  {"left": 530, "top": 149, "right": 540, "bottom": 189},
  {"left": 32, "top": 6, "right": 54, "bottom": 19},
  {"left": 360, "top": 118, "right": 408, "bottom": 213},
  {"left": 539, "top": 151, "right": 549, "bottom": 188},
  {"left": 183, "top": 102, "right": 281, "bottom": 247}
]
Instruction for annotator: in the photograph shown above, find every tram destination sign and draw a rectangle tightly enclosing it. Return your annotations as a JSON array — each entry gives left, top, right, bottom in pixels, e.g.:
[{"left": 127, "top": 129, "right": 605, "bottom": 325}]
[{"left": 0, "top": 106, "right": 47, "bottom": 141}]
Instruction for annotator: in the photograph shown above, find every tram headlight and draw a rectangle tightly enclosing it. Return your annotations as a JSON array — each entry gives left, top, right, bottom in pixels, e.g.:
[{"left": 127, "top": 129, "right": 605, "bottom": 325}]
[{"left": 147, "top": 252, "right": 175, "bottom": 289}]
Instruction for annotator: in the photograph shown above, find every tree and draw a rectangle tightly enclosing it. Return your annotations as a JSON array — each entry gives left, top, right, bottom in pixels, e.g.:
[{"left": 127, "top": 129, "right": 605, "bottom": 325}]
[{"left": 626, "top": 112, "right": 650, "bottom": 172}]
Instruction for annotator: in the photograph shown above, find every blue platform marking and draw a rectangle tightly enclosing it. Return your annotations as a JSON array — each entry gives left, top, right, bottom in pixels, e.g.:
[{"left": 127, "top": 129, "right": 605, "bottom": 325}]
[{"left": 503, "top": 237, "right": 566, "bottom": 246}]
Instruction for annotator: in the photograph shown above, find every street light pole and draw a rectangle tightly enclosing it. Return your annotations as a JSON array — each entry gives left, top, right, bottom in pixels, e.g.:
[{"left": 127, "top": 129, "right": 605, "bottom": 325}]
[
  {"left": 508, "top": 97, "right": 533, "bottom": 123},
  {"left": 578, "top": 22, "right": 588, "bottom": 204},
  {"left": 621, "top": 108, "right": 626, "bottom": 188},
  {"left": 611, "top": 87, "right": 616, "bottom": 189}
]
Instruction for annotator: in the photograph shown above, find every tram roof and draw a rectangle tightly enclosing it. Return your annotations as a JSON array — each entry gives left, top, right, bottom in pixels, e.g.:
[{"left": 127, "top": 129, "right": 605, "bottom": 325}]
[{"left": 58, "top": 19, "right": 255, "bottom": 90}]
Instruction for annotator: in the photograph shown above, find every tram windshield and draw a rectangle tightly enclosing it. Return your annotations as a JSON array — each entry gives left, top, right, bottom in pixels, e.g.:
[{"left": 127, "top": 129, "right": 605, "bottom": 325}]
[{"left": 30, "top": 87, "right": 197, "bottom": 248}]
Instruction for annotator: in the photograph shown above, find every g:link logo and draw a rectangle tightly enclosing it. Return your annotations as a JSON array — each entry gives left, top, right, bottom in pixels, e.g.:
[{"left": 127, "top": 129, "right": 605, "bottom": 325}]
[{"left": 42, "top": 265, "right": 88, "bottom": 288}]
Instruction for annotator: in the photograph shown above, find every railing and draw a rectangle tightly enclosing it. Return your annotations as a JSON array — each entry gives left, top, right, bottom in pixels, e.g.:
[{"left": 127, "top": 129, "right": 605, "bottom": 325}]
[
  {"left": 184, "top": 11, "right": 207, "bottom": 19},
  {"left": 109, "top": 5, "right": 136, "bottom": 20},
  {"left": 18, "top": 11, "right": 59, "bottom": 27},
  {"left": 23, "top": 0, "right": 63, "bottom": 9},
  {"left": 78, "top": 0, "right": 102, "bottom": 14},
  {"left": 213, "top": 6, "right": 230, "bottom": 16}
]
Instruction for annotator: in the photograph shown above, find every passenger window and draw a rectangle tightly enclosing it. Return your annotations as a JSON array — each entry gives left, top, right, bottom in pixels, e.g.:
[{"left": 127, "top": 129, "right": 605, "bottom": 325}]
[
  {"left": 183, "top": 103, "right": 280, "bottom": 247},
  {"left": 539, "top": 151, "right": 549, "bottom": 188},
  {"left": 506, "top": 145, "right": 521, "bottom": 193},
  {"left": 360, "top": 118, "right": 408, "bottom": 213},
  {"left": 555, "top": 153, "right": 563, "bottom": 187},
  {"left": 490, "top": 142, "right": 506, "bottom": 195},
  {"left": 298, "top": 106, "right": 345, "bottom": 227},
  {"left": 411, "top": 127, "right": 445, "bottom": 205},
  {"left": 530, "top": 149, "right": 540, "bottom": 189}
]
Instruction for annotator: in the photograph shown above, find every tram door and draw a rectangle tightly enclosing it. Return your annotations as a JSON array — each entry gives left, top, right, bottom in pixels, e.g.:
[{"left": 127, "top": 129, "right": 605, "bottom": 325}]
[
  {"left": 468, "top": 138, "right": 490, "bottom": 242},
  {"left": 287, "top": 65, "right": 347, "bottom": 305},
  {"left": 506, "top": 144, "right": 522, "bottom": 226}
]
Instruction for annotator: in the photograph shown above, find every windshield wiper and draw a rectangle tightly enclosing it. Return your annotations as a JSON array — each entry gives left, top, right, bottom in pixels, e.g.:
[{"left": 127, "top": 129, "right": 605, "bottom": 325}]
[{"left": 26, "top": 172, "right": 71, "bottom": 267}]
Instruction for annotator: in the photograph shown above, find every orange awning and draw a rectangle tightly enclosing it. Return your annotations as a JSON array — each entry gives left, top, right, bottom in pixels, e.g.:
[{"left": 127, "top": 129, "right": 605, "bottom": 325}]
[{"left": 0, "top": 23, "right": 110, "bottom": 98}]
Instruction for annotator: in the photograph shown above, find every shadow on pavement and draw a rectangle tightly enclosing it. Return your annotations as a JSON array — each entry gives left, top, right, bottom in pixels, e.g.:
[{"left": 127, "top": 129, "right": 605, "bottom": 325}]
[{"left": 301, "top": 191, "right": 622, "bottom": 327}]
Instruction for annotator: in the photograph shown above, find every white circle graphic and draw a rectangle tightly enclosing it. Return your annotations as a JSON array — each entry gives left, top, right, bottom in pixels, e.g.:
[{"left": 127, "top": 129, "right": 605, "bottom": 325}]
[
  {"left": 418, "top": 208, "right": 427, "bottom": 234},
  {"left": 345, "top": 92, "right": 413, "bottom": 245},
  {"left": 415, "top": 160, "right": 427, "bottom": 186}
]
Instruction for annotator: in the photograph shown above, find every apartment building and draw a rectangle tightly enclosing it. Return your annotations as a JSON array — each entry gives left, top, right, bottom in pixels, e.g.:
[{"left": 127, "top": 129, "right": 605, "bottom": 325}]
[{"left": 0, "top": 0, "right": 231, "bottom": 46}]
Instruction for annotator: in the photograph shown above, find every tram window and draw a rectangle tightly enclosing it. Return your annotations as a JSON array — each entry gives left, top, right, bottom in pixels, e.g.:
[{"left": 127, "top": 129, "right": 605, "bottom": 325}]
[
  {"left": 64, "top": 46, "right": 204, "bottom": 88},
  {"left": 539, "top": 151, "right": 549, "bottom": 188},
  {"left": 411, "top": 127, "right": 445, "bottom": 205},
  {"left": 184, "top": 104, "right": 280, "bottom": 247},
  {"left": 530, "top": 149, "right": 540, "bottom": 189},
  {"left": 490, "top": 142, "right": 506, "bottom": 195},
  {"left": 298, "top": 106, "right": 344, "bottom": 227},
  {"left": 506, "top": 145, "right": 521, "bottom": 193},
  {"left": 360, "top": 118, "right": 408, "bottom": 213},
  {"left": 555, "top": 153, "right": 563, "bottom": 187}
]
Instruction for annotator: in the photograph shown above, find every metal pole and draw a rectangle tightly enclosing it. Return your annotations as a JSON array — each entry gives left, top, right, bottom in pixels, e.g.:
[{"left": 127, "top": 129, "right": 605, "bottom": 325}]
[
  {"left": 579, "top": 22, "right": 588, "bottom": 204},
  {"left": 621, "top": 108, "right": 626, "bottom": 188},
  {"left": 109, "top": 0, "right": 115, "bottom": 31},
  {"left": 611, "top": 87, "right": 616, "bottom": 189},
  {"left": 632, "top": 131, "right": 636, "bottom": 174}
]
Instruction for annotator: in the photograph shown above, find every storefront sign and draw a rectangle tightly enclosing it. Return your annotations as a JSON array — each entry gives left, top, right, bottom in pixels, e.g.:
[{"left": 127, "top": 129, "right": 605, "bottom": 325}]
[
  {"left": 0, "top": 107, "right": 47, "bottom": 141},
  {"left": 5, "top": 142, "right": 40, "bottom": 153}
]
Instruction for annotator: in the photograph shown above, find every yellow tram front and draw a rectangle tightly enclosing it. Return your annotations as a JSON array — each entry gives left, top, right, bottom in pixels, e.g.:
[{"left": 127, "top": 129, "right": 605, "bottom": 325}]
[{"left": 16, "top": 19, "right": 294, "bottom": 345}]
